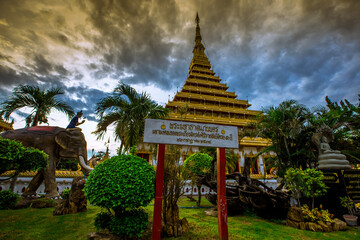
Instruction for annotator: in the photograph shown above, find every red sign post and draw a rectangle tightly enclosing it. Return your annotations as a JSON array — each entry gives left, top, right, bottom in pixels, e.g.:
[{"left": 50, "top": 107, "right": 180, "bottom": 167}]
[
  {"left": 217, "top": 147, "right": 228, "bottom": 239},
  {"left": 145, "top": 119, "right": 237, "bottom": 240},
  {"left": 152, "top": 144, "right": 165, "bottom": 240}
]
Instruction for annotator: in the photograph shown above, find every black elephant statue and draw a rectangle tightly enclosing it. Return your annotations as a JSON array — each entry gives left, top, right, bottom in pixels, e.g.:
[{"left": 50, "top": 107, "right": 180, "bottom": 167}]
[{"left": 1, "top": 126, "right": 94, "bottom": 198}]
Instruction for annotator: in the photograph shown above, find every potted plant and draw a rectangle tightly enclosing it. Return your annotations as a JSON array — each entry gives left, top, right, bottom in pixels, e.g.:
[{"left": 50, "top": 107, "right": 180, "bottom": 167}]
[{"left": 340, "top": 196, "right": 358, "bottom": 226}]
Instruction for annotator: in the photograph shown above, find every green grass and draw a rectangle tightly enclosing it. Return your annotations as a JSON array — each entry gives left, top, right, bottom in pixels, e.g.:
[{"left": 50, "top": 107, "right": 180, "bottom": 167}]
[{"left": 0, "top": 197, "right": 359, "bottom": 240}]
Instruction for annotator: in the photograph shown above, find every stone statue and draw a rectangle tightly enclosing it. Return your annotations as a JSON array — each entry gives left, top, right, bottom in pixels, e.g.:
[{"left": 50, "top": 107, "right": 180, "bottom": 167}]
[{"left": 312, "top": 125, "right": 351, "bottom": 170}]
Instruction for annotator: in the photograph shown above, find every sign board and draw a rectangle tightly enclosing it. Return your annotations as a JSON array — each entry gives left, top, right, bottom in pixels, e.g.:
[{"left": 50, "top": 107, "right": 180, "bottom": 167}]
[
  {"left": 143, "top": 119, "right": 239, "bottom": 148},
  {"left": 342, "top": 169, "right": 360, "bottom": 202}
]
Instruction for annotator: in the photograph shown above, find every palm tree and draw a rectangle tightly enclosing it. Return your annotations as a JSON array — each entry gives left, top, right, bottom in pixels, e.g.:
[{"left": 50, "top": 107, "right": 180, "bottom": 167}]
[
  {"left": 0, "top": 85, "right": 74, "bottom": 127},
  {"left": 252, "top": 100, "right": 315, "bottom": 177},
  {"left": 94, "top": 82, "right": 169, "bottom": 153}
]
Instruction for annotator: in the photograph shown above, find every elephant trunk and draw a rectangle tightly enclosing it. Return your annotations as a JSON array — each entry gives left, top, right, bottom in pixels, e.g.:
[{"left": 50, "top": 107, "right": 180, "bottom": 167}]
[{"left": 79, "top": 155, "right": 93, "bottom": 175}]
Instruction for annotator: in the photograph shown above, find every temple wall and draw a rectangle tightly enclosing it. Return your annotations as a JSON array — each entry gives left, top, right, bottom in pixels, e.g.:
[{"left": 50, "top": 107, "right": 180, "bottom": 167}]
[
  {"left": 0, "top": 177, "right": 278, "bottom": 196},
  {"left": 0, "top": 177, "right": 73, "bottom": 195}
]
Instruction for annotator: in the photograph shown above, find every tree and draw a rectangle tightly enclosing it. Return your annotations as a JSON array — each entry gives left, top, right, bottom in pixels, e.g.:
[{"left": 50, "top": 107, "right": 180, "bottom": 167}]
[
  {"left": 285, "top": 168, "right": 327, "bottom": 209},
  {"left": 84, "top": 155, "right": 155, "bottom": 238},
  {"left": 162, "top": 145, "right": 188, "bottom": 237},
  {"left": 316, "top": 95, "right": 360, "bottom": 165},
  {"left": 0, "top": 137, "right": 48, "bottom": 191},
  {"left": 251, "top": 100, "right": 315, "bottom": 177},
  {"left": 0, "top": 85, "right": 74, "bottom": 127},
  {"left": 94, "top": 82, "right": 169, "bottom": 153},
  {"left": 183, "top": 153, "right": 212, "bottom": 206}
]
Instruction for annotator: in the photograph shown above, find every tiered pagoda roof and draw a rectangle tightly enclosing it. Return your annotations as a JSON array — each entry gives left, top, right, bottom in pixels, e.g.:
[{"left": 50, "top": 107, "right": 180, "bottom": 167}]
[
  {"left": 165, "top": 13, "right": 261, "bottom": 130},
  {"left": 0, "top": 113, "right": 14, "bottom": 132}
]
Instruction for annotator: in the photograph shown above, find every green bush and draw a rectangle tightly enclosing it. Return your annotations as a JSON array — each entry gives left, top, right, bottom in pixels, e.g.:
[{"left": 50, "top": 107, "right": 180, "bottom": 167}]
[
  {"left": 94, "top": 209, "right": 148, "bottom": 237},
  {"left": 183, "top": 153, "right": 212, "bottom": 177},
  {"left": 0, "top": 137, "right": 25, "bottom": 174},
  {"left": 0, "top": 190, "right": 20, "bottom": 210},
  {"left": 285, "top": 168, "right": 327, "bottom": 208},
  {"left": 61, "top": 188, "right": 71, "bottom": 200},
  {"left": 18, "top": 148, "right": 48, "bottom": 172},
  {"left": 85, "top": 154, "right": 156, "bottom": 210},
  {"left": 84, "top": 154, "right": 155, "bottom": 238},
  {"left": 0, "top": 137, "right": 48, "bottom": 174},
  {"left": 109, "top": 209, "right": 148, "bottom": 237},
  {"left": 94, "top": 211, "right": 112, "bottom": 230}
]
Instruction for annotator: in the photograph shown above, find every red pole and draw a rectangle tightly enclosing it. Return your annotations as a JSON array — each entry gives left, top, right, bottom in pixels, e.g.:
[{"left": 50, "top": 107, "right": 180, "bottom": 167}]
[
  {"left": 152, "top": 144, "right": 165, "bottom": 240},
  {"left": 217, "top": 147, "right": 228, "bottom": 240}
]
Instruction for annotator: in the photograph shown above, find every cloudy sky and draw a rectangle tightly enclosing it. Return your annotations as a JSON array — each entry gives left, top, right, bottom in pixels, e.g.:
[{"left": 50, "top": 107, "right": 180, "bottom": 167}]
[{"left": 1, "top": 0, "right": 359, "bottom": 154}]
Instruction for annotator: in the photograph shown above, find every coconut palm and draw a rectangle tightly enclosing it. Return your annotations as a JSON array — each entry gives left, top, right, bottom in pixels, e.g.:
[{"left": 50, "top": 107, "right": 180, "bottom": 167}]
[
  {"left": 252, "top": 100, "right": 315, "bottom": 177},
  {"left": 94, "top": 82, "right": 169, "bottom": 153},
  {"left": 0, "top": 85, "right": 74, "bottom": 127}
]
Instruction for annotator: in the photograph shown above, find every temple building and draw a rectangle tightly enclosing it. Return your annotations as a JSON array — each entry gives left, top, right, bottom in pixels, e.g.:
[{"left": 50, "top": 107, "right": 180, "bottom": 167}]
[
  {"left": 0, "top": 113, "right": 14, "bottom": 132},
  {"left": 137, "top": 14, "right": 274, "bottom": 178}
]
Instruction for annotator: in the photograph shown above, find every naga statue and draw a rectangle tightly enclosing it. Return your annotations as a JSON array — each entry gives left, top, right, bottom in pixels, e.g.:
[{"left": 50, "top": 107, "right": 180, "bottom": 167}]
[{"left": 312, "top": 125, "right": 351, "bottom": 170}]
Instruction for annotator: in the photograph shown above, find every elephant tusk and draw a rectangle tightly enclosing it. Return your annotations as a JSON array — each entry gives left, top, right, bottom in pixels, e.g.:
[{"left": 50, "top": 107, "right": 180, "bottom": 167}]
[{"left": 79, "top": 155, "right": 94, "bottom": 174}]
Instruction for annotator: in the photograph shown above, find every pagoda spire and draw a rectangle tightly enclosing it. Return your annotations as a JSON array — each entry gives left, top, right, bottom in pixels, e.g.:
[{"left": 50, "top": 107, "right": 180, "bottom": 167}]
[{"left": 193, "top": 12, "right": 205, "bottom": 53}]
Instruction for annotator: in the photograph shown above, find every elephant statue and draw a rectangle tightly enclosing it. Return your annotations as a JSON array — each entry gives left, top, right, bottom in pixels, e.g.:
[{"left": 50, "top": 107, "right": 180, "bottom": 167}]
[{"left": 1, "top": 126, "right": 94, "bottom": 198}]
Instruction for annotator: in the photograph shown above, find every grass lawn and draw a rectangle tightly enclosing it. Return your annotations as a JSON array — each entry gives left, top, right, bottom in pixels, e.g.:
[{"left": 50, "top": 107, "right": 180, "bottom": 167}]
[{"left": 0, "top": 197, "right": 359, "bottom": 240}]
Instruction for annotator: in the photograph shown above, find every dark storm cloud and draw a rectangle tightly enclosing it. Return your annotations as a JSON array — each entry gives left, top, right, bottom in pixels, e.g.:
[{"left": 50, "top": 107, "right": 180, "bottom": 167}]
[{"left": 0, "top": 0, "right": 359, "bottom": 116}]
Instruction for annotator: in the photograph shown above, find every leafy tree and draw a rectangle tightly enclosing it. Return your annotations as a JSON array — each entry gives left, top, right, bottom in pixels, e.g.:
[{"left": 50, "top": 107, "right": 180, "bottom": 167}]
[
  {"left": 315, "top": 95, "right": 360, "bottom": 164},
  {"left": 0, "top": 85, "right": 74, "bottom": 127},
  {"left": 0, "top": 190, "right": 20, "bottom": 210},
  {"left": 84, "top": 154, "right": 155, "bottom": 238},
  {"left": 251, "top": 100, "right": 315, "bottom": 177},
  {"left": 0, "top": 137, "right": 48, "bottom": 191},
  {"left": 199, "top": 147, "right": 239, "bottom": 174},
  {"left": 285, "top": 168, "right": 327, "bottom": 209},
  {"left": 0, "top": 137, "right": 48, "bottom": 175},
  {"left": 93, "top": 82, "right": 169, "bottom": 153},
  {"left": 183, "top": 153, "right": 212, "bottom": 206}
]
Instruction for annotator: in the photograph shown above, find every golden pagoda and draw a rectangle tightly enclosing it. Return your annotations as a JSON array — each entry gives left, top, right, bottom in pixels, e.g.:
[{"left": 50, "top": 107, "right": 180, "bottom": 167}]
[{"left": 138, "top": 14, "right": 274, "bottom": 177}]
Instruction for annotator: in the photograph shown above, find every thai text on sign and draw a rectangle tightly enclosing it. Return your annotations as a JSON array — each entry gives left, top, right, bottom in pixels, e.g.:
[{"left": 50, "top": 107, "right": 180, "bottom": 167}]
[{"left": 143, "top": 119, "right": 239, "bottom": 148}]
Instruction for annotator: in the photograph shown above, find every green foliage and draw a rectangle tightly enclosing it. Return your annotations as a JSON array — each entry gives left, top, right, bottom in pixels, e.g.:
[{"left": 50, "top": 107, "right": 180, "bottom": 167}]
[
  {"left": 130, "top": 146, "right": 137, "bottom": 155},
  {"left": 183, "top": 153, "right": 212, "bottom": 177},
  {"left": 0, "top": 190, "right": 20, "bottom": 210},
  {"left": 0, "top": 85, "right": 74, "bottom": 127},
  {"left": 95, "top": 209, "right": 148, "bottom": 237},
  {"left": 61, "top": 188, "right": 71, "bottom": 200},
  {"left": 0, "top": 137, "right": 48, "bottom": 175},
  {"left": 250, "top": 100, "right": 316, "bottom": 177},
  {"left": 94, "top": 211, "right": 112, "bottom": 230},
  {"left": 57, "top": 158, "right": 78, "bottom": 171},
  {"left": 85, "top": 154, "right": 154, "bottom": 238},
  {"left": 19, "top": 148, "right": 48, "bottom": 172},
  {"left": 0, "top": 137, "right": 25, "bottom": 174},
  {"left": 93, "top": 82, "right": 169, "bottom": 153},
  {"left": 301, "top": 204, "right": 334, "bottom": 223},
  {"left": 285, "top": 168, "right": 327, "bottom": 208},
  {"left": 85, "top": 154, "right": 156, "bottom": 210},
  {"left": 340, "top": 196, "right": 355, "bottom": 215}
]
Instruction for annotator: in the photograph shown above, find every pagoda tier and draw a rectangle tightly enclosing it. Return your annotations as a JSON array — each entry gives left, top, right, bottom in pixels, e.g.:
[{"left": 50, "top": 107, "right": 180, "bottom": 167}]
[
  {"left": 165, "top": 14, "right": 260, "bottom": 128},
  {"left": 0, "top": 113, "right": 14, "bottom": 132}
]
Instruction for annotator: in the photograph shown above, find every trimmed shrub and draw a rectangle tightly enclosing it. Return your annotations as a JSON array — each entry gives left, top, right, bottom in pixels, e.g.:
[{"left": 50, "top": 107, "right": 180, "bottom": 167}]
[
  {"left": 85, "top": 155, "right": 156, "bottom": 210},
  {"left": 0, "top": 137, "right": 48, "bottom": 175},
  {"left": 84, "top": 154, "right": 156, "bottom": 237},
  {"left": 0, "top": 190, "right": 20, "bottom": 210},
  {"left": 95, "top": 209, "right": 148, "bottom": 237},
  {"left": 183, "top": 153, "right": 212, "bottom": 177}
]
